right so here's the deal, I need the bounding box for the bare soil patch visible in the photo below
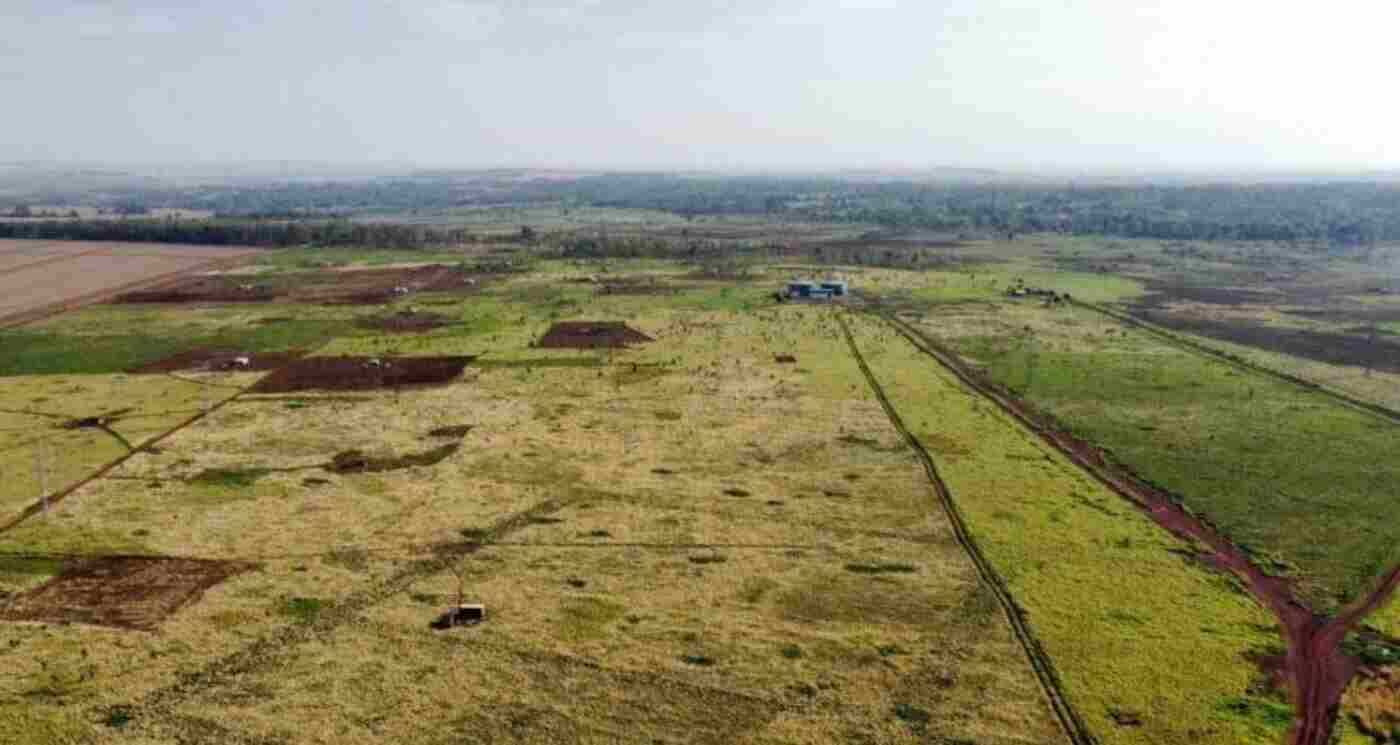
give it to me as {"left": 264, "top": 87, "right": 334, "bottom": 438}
{"left": 128, "top": 347, "right": 306, "bottom": 373}
{"left": 114, "top": 278, "right": 279, "bottom": 304}
{"left": 1129, "top": 283, "right": 1279, "bottom": 310}
{"left": 251, "top": 356, "right": 474, "bottom": 393}
{"left": 328, "top": 443, "right": 460, "bottom": 474}
{"left": 316, "top": 264, "right": 487, "bottom": 305}
{"left": 536, "top": 321, "right": 652, "bottom": 349}
{"left": 1129, "top": 312, "right": 1400, "bottom": 374}
{"left": 0, "top": 556, "right": 251, "bottom": 631}
{"left": 0, "top": 241, "right": 254, "bottom": 326}
{"left": 356, "top": 310, "right": 452, "bottom": 333}
{"left": 112, "top": 264, "right": 490, "bottom": 307}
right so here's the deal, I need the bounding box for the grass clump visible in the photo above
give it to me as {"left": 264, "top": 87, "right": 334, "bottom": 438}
{"left": 323, "top": 547, "right": 370, "bottom": 573}
{"left": 557, "top": 597, "right": 626, "bottom": 640}
{"left": 189, "top": 467, "right": 271, "bottom": 489}
{"left": 279, "top": 597, "right": 327, "bottom": 624}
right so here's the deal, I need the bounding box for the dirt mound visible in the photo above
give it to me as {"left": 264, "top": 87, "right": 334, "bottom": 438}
{"left": 129, "top": 347, "right": 306, "bottom": 374}
{"left": 252, "top": 356, "right": 474, "bottom": 393}
{"left": 536, "top": 321, "right": 652, "bottom": 349}
{"left": 328, "top": 442, "right": 460, "bottom": 473}
{"left": 356, "top": 310, "right": 452, "bottom": 333}
{"left": 0, "top": 556, "right": 251, "bottom": 631}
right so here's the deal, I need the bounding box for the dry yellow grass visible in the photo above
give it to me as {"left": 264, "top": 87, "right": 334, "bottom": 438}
{"left": 1, "top": 299, "right": 1062, "bottom": 744}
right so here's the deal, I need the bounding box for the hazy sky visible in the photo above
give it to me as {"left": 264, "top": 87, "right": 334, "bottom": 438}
{"left": 4, "top": 1, "right": 1397, "bottom": 170}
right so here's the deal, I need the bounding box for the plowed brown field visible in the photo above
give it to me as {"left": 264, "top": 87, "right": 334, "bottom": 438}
{"left": 0, "top": 239, "right": 256, "bottom": 326}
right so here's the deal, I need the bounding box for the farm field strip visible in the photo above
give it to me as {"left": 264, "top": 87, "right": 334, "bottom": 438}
{"left": 836, "top": 313, "right": 1092, "bottom": 745}
{"left": 840, "top": 309, "right": 1297, "bottom": 745}
{"left": 876, "top": 309, "right": 1400, "bottom": 745}
{"left": 898, "top": 292, "right": 1400, "bottom": 613}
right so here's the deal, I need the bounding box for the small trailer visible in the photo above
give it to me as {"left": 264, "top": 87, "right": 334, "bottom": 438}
{"left": 431, "top": 603, "right": 486, "bottom": 630}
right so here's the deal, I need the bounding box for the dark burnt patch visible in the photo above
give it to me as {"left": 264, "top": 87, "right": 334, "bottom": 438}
{"left": 252, "top": 356, "right": 473, "bottom": 393}
{"left": 114, "top": 277, "right": 280, "bottom": 304}
{"left": 1125, "top": 312, "right": 1400, "bottom": 374}
{"left": 0, "top": 556, "right": 252, "bottom": 631}
{"left": 128, "top": 348, "right": 306, "bottom": 374}
{"left": 536, "top": 321, "right": 653, "bottom": 349}
{"left": 327, "top": 442, "right": 460, "bottom": 473}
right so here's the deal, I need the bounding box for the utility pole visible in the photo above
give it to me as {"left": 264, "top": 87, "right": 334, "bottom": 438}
{"left": 35, "top": 435, "right": 49, "bottom": 513}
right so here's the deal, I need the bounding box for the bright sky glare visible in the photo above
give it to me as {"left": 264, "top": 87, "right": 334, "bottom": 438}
{"left": 4, "top": 1, "right": 1396, "bottom": 169}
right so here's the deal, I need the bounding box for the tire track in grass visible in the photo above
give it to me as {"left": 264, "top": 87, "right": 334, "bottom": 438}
{"left": 109, "top": 493, "right": 587, "bottom": 736}
{"left": 835, "top": 313, "right": 1095, "bottom": 745}
{"left": 876, "top": 309, "right": 1400, "bottom": 745}
{"left": 0, "top": 382, "right": 258, "bottom": 535}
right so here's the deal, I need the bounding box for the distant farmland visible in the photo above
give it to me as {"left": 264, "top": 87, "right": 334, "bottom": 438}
{"left": 0, "top": 240, "right": 256, "bottom": 327}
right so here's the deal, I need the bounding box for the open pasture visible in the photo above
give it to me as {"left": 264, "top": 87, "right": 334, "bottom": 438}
{"left": 0, "top": 251, "right": 1394, "bottom": 745}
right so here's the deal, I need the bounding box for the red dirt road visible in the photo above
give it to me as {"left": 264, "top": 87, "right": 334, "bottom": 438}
{"left": 0, "top": 239, "right": 257, "bottom": 328}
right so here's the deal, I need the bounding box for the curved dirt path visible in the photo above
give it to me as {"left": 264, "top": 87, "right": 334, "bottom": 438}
{"left": 876, "top": 309, "right": 1400, "bottom": 745}
{"left": 836, "top": 314, "right": 1096, "bottom": 745}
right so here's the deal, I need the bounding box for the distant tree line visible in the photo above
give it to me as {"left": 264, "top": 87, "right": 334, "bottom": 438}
{"left": 0, "top": 219, "right": 482, "bottom": 249}
{"left": 11, "top": 174, "right": 1400, "bottom": 249}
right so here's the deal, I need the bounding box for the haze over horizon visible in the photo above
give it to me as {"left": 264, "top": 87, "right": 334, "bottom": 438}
{"left": 5, "top": 1, "right": 1397, "bottom": 171}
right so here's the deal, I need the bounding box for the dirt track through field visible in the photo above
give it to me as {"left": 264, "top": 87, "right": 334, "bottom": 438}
{"left": 0, "top": 381, "right": 259, "bottom": 536}
{"left": 876, "top": 309, "right": 1400, "bottom": 745}
{"left": 1075, "top": 300, "right": 1400, "bottom": 426}
{"left": 835, "top": 314, "right": 1094, "bottom": 745}
{"left": 109, "top": 493, "right": 597, "bottom": 734}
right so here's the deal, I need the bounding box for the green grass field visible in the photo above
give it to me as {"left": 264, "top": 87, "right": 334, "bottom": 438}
{"left": 918, "top": 300, "right": 1400, "bottom": 612}
{"left": 844, "top": 311, "right": 1291, "bottom": 745}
